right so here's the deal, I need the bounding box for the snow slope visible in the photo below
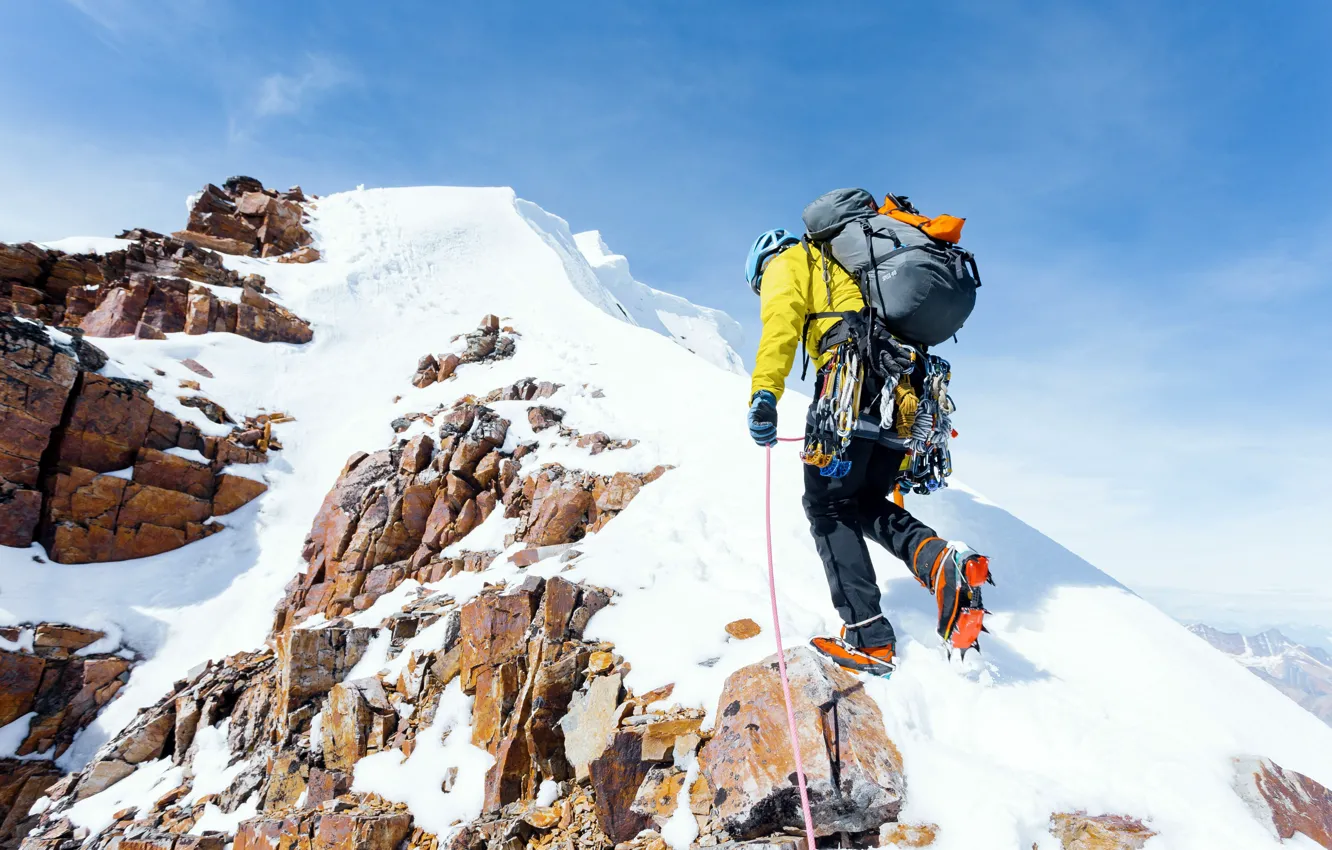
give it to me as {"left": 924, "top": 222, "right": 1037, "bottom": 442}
{"left": 4, "top": 184, "right": 1331, "bottom": 848}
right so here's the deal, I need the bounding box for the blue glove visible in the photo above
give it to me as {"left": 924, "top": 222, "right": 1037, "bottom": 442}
{"left": 748, "top": 390, "right": 778, "bottom": 446}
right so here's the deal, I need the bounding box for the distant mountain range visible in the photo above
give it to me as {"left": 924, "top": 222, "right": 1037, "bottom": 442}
{"left": 1191, "top": 624, "right": 1332, "bottom": 727}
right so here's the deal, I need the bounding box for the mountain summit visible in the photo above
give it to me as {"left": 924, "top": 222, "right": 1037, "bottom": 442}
{"left": 2, "top": 179, "right": 1332, "bottom": 850}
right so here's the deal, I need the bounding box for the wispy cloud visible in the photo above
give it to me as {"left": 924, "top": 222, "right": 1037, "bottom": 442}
{"left": 251, "top": 53, "right": 356, "bottom": 119}
{"left": 224, "top": 53, "right": 357, "bottom": 145}
{"left": 63, "top": 0, "right": 209, "bottom": 40}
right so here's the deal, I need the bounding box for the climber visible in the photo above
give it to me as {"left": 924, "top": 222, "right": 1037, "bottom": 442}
{"left": 745, "top": 202, "right": 991, "bottom": 676}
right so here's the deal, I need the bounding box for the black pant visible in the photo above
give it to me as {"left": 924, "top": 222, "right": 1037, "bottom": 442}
{"left": 802, "top": 401, "right": 945, "bottom": 649}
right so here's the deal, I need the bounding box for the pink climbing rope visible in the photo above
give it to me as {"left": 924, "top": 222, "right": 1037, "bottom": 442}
{"left": 764, "top": 439, "right": 818, "bottom": 850}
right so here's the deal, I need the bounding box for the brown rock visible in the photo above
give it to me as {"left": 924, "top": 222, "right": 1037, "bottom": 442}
{"left": 323, "top": 677, "right": 396, "bottom": 771}
{"left": 595, "top": 471, "right": 644, "bottom": 513}
{"left": 109, "top": 522, "right": 187, "bottom": 562}
{"left": 0, "top": 482, "right": 42, "bottom": 548}
{"left": 0, "top": 651, "right": 45, "bottom": 726}
{"left": 0, "top": 244, "right": 47, "bottom": 286}
{"left": 236, "top": 286, "right": 313, "bottom": 344}
{"left": 276, "top": 627, "right": 375, "bottom": 717}
{"left": 561, "top": 672, "right": 622, "bottom": 782}
{"left": 400, "top": 434, "right": 434, "bottom": 475}
{"left": 57, "top": 374, "right": 154, "bottom": 473}
{"left": 184, "top": 290, "right": 212, "bottom": 335}
{"left": 212, "top": 474, "right": 268, "bottom": 516}
{"left": 312, "top": 809, "right": 413, "bottom": 850}
{"left": 632, "top": 766, "right": 686, "bottom": 823}
{"left": 80, "top": 283, "right": 150, "bottom": 338}
{"left": 33, "top": 624, "right": 104, "bottom": 656}
{"left": 1234, "top": 757, "right": 1332, "bottom": 846}
{"left": 471, "top": 662, "right": 521, "bottom": 754}
{"left": 172, "top": 230, "right": 254, "bottom": 256}
{"left": 1048, "top": 813, "right": 1155, "bottom": 849}
{"left": 699, "top": 647, "right": 905, "bottom": 838}
{"left": 724, "top": 618, "right": 762, "bottom": 641}
{"left": 459, "top": 586, "right": 541, "bottom": 691}
{"left": 0, "top": 315, "right": 82, "bottom": 486}
{"left": 528, "top": 406, "right": 564, "bottom": 432}
{"left": 306, "top": 768, "right": 352, "bottom": 807}
{"left": 133, "top": 447, "right": 216, "bottom": 500}
{"left": 436, "top": 353, "right": 460, "bottom": 382}
{"left": 0, "top": 758, "right": 63, "bottom": 845}
{"left": 133, "top": 320, "right": 166, "bottom": 340}
{"left": 180, "top": 358, "right": 215, "bottom": 378}
{"left": 590, "top": 730, "right": 669, "bottom": 843}
{"left": 880, "top": 822, "right": 938, "bottom": 847}
{"left": 117, "top": 483, "right": 212, "bottom": 530}
{"left": 75, "top": 758, "right": 135, "bottom": 798}
{"left": 277, "top": 246, "right": 321, "bottom": 264}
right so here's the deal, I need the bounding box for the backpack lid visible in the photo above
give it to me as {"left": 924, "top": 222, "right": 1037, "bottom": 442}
{"left": 802, "top": 188, "right": 877, "bottom": 241}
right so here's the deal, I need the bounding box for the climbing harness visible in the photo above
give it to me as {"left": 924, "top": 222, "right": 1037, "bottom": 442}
{"left": 801, "top": 336, "right": 958, "bottom": 494}
{"left": 763, "top": 439, "right": 819, "bottom": 850}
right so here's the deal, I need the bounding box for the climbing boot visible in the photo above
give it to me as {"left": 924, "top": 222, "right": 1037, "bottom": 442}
{"left": 928, "top": 542, "right": 991, "bottom": 655}
{"left": 810, "top": 624, "right": 896, "bottom": 677}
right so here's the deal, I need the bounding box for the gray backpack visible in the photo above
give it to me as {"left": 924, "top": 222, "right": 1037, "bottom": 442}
{"left": 802, "top": 188, "right": 980, "bottom": 349}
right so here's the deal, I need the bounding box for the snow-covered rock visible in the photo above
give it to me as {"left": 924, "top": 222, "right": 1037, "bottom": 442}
{"left": 1190, "top": 624, "right": 1332, "bottom": 727}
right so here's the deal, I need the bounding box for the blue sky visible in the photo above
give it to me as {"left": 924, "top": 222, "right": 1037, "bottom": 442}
{"left": 3, "top": 0, "right": 1330, "bottom": 628}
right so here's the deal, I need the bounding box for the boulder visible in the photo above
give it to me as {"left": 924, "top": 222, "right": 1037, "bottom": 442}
{"left": 212, "top": 474, "right": 267, "bottom": 516}
{"left": 1047, "top": 814, "right": 1155, "bottom": 849}
{"left": 699, "top": 648, "right": 906, "bottom": 838}
{"left": 528, "top": 406, "right": 564, "bottom": 432}
{"left": 235, "top": 286, "right": 314, "bottom": 344}
{"left": 399, "top": 434, "right": 433, "bottom": 475}
{"left": 1233, "top": 756, "right": 1332, "bottom": 846}
{"left": 725, "top": 618, "right": 762, "bottom": 641}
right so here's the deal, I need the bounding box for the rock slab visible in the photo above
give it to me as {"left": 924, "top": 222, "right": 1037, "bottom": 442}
{"left": 699, "top": 647, "right": 906, "bottom": 839}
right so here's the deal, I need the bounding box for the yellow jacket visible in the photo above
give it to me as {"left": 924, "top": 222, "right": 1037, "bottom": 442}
{"left": 750, "top": 243, "right": 864, "bottom": 401}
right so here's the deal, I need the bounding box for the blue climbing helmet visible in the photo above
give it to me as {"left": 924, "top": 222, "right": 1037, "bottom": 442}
{"left": 745, "top": 228, "right": 801, "bottom": 295}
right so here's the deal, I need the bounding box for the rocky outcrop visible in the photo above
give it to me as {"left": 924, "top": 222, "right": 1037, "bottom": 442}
{"left": 81, "top": 279, "right": 312, "bottom": 345}
{"left": 1, "top": 229, "right": 314, "bottom": 340}
{"left": 409, "top": 316, "right": 517, "bottom": 389}
{"left": 1233, "top": 757, "right": 1332, "bottom": 847}
{"left": 0, "top": 315, "right": 270, "bottom": 560}
{"left": 278, "top": 381, "right": 661, "bottom": 628}
{"left": 3, "top": 235, "right": 244, "bottom": 328}
{"left": 0, "top": 761, "right": 64, "bottom": 850}
{"left": 0, "top": 623, "right": 134, "bottom": 762}
{"left": 699, "top": 648, "right": 906, "bottom": 840}
{"left": 174, "top": 177, "right": 313, "bottom": 259}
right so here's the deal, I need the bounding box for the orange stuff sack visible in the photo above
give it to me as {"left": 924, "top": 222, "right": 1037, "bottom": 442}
{"left": 879, "top": 195, "right": 966, "bottom": 244}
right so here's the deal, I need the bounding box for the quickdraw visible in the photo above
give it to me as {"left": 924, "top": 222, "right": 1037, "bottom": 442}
{"left": 802, "top": 342, "right": 863, "bottom": 478}
{"left": 895, "top": 353, "right": 957, "bottom": 496}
